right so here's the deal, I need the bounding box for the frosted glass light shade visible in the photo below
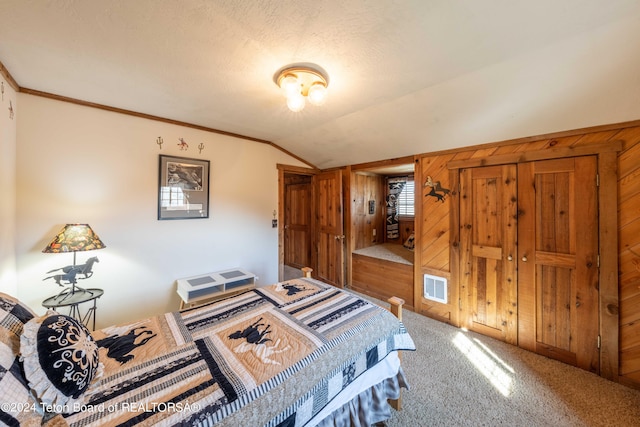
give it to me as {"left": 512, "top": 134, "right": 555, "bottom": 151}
{"left": 280, "top": 75, "right": 299, "bottom": 98}
{"left": 307, "top": 83, "right": 327, "bottom": 106}
{"left": 286, "top": 92, "right": 306, "bottom": 112}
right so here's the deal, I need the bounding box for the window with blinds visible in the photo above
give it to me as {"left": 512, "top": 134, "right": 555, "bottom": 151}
{"left": 397, "top": 180, "right": 415, "bottom": 216}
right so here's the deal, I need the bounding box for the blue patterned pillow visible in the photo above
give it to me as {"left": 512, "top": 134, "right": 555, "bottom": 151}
{"left": 20, "top": 312, "right": 102, "bottom": 412}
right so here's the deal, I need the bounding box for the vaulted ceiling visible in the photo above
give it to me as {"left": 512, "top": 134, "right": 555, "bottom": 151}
{"left": 1, "top": 0, "right": 639, "bottom": 169}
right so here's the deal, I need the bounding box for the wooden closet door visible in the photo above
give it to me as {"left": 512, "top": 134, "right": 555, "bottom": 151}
{"left": 460, "top": 165, "right": 518, "bottom": 343}
{"left": 313, "top": 170, "right": 345, "bottom": 288}
{"left": 284, "top": 182, "right": 311, "bottom": 269}
{"left": 517, "top": 156, "right": 599, "bottom": 373}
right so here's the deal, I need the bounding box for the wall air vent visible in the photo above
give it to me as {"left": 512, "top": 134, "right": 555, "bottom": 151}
{"left": 423, "top": 274, "right": 447, "bottom": 304}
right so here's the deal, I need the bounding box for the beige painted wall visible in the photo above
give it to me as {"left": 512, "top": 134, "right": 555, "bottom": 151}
{"left": 14, "top": 94, "right": 307, "bottom": 328}
{"left": 0, "top": 78, "right": 17, "bottom": 296}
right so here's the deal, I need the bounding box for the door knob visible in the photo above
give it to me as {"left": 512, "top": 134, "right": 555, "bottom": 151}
{"left": 507, "top": 255, "right": 513, "bottom": 261}
{"left": 521, "top": 255, "right": 528, "bottom": 262}
{"left": 334, "top": 235, "right": 345, "bottom": 240}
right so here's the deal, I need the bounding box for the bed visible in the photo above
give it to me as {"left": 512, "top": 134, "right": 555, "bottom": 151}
{"left": 351, "top": 243, "right": 414, "bottom": 311}
{"left": 1, "top": 270, "right": 415, "bottom": 426}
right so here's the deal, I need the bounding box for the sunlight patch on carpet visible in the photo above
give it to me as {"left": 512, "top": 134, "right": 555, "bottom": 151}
{"left": 453, "top": 332, "right": 514, "bottom": 397}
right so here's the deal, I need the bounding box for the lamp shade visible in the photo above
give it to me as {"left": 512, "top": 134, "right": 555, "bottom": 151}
{"left": 42, "top": 224, "right": 106, "bottom": 254}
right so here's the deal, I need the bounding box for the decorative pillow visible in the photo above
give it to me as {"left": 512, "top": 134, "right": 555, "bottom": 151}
{"left": 0, "top": 342, "right": 43, "bottom": 426}
{"left": 20, "top": 312, "right": 103, "bottom": 413}
{"left": 0, "top": 291, "right": 36, "bottom": 355}
{"left": 0, "top": 292, "right": 42, "bottom": 425}
{"left": 403, "top": 233, "right": 415, "bottom": 251}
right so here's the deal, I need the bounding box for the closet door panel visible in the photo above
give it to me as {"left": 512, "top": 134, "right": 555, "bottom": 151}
{"left": 518, "top": 156, "right": 599, "bottom": 373}
{"left": 313, "top": 170, "right": 345, "bottom": 288}
{"left": 460, "top": 165, "right": 518, "bottom": 343}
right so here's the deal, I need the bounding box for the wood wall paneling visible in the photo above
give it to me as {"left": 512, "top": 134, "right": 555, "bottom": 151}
{"left": 616, "top": 126, "right": 640, "bottom": 386}
{"left": 415, "top": 153, "right": 456, "bottom": 323}
{"left": 416, "top": 126, "right": 636, "bottom": 385}
{"left": 352, "top": 253, "right": 414, "bottom": 311}
{"left": 387, "top": 218, "right": 414, "bottom": 245}
{"left": 351, "top": 172, "right": 385, "bottom": 250}
{"left": 344, "top": 121, "right": 640, "bottom": 387}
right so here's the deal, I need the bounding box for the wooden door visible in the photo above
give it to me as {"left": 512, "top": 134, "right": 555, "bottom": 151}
{"left": 313, "top": 170, "right": 345, "bottom": 288}
{"left": 284, "top": 180, "right": 311, "bottom": 269}
{"left": 518, "top": 157, "right": 599, "bottom": 373}
{"left": 460, "top": 165, "right": 518, "bottom": 343}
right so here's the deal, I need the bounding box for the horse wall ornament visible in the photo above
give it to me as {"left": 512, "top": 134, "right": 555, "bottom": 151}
{"left": 424, "top": 176, "right": 450, "bottom": 203}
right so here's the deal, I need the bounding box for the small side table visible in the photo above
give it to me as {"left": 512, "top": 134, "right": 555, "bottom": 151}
{"left": 42, "top": 288, "right": 104, "bottom": 330}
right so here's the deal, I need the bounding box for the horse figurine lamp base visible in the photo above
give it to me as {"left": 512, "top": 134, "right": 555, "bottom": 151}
{"left": 43, "top": 255, "right": 100, "bottom": 302}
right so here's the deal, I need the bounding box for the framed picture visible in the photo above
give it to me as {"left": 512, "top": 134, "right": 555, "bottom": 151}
{"left": 158, "top": 155, "right": 210, "bottom": 220}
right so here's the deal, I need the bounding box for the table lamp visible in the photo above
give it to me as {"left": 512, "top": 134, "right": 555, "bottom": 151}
{"left": 42, "top": 224, "right": 106, "bottom": 297}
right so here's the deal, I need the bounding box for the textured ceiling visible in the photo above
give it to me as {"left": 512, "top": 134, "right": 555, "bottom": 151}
{"left": 1, "top": 0, "right": 640, "bottom": 169}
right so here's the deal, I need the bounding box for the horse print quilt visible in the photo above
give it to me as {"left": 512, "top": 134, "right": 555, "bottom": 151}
{"left": 48, "top": 277, "right": 415, "bottom": 426}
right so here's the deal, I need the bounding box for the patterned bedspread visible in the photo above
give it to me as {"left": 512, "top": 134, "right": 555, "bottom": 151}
{"left": 53, "top": 277, "right": 415, "bottom": 426}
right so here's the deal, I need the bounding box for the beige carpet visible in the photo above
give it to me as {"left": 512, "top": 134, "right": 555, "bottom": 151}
{"left": 381, "top": 304, "right": 640, "bottom": 427}
{"left": 352, "top": 243, "right": 414, "bottom": 265}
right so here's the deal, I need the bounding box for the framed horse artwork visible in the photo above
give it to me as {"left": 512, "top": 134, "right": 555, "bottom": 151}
{"left": 158, "top": 154, "right": 210, "bottom": 220}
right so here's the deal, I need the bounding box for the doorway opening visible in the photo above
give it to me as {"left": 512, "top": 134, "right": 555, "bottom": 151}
{"left": 278, "top": 165, "right": 316, "bottom": 282}
{"left": 349, "top": 162, "right": 416, "bottom": 309}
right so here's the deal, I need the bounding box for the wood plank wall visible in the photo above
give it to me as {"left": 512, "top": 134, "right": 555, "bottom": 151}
{"left": 351, "top": 172, "right": 385, "bottom": 250}
{"left": 350, "top": 172, "right": 415, "bottom": 248}
{"left": 386, "top": 218, "right": 415, "bottom": 245}
{"left": 410, "top": 121, "right": 640, "bottom": 387}
{"left": 618, "top": 126, "right": 640, "bottom": 387}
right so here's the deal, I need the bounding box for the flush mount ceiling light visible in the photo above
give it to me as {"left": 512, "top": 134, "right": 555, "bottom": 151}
{"left": 274, "top": 64, "right": 329, "bottom": 112}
